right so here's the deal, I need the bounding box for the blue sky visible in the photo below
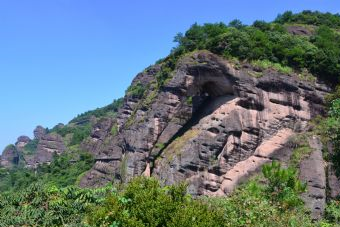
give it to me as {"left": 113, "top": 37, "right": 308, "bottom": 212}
{"left": 0, "top": 0, "right": 339, "bottom": 152}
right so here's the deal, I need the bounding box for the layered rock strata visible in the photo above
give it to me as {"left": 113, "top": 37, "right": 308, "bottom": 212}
{"left": 80, "top": 51, "right": 330, "bottom": 196}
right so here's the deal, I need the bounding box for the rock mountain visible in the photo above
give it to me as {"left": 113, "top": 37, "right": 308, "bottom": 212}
{"left": 0, "top": 50, "right": 336, "bottom": 219}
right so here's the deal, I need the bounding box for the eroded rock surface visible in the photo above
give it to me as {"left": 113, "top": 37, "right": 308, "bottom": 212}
{"left": 34, "top": 125, "right": 47, "bottom": 140}
{"left": 299, "top": 136, "right": 326, "bottom": 221}
{"left": 25, "top": 134, "right": 66, "bottom": 168}
{"left": 80, "top": 51, "right": 329, "bottom": 195}
{"left": 326, "top": 143, "right": 340, "bottom": 199}
{"left": 15, "top": 136, "right": 31, "bottom": 150}
{"left": 0, "top": 145, "right": 20, "bottom": 168}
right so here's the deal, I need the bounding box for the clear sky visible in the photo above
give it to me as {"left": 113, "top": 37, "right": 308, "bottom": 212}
{"left": 0, "top": 0, "right": 339, "bottom": 152}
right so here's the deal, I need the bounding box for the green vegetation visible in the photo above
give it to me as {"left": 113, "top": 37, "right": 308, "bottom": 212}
{"left": 0, "top": 150, "right": 94, "bottom": 192}
{"left": 22, "top": 139, "right": 39, "bottom": 154}
{"left": 70, "top": 98, "right": 123, "bottom": 124}
{"left": 49, "top": 124, "right": 92, "bottom": 146}
{"left": 251, "top": 59, "right": 293, "bottom": 74}
{"left": 0, "top": 168, "right": 314, "bottom": 227}
{"left": 155, "top": 143, "right": 165, "bottom": 150}
{"left": 172, "top": 11, "right": 340, "bottom": 83}
{"left": 325, "top": 99, "right": 340, "bottom": 174}
{"left": 208, "top": 179, "right": 313, "bottom": 227}
{"left": 262, "top": 161, "right": 306, "bottom": 208}
{"left": 289, "top": 134, "right": 312, "bottom": 168}
{"left": 126, "top": 82, "right": 146, "bottom": 98}
{"left": 0, "top": 183, "right": 113, "bottom": 227}
{"left": 186, "top": 96, "right": 193, "bottom": 105}
{"left": 2, "top": 11, "right": 340, "bottom": 227}
{"left": 111, "top": 123, "right": 118, "bottom": 136}
{"left": 275, "top": 10, "right": 340, "bottom": 29}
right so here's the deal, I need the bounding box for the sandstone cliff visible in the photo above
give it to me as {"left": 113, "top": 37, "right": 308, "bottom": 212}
{"left": 78, "top": 51, "right": 330, "bottom": 199}
{"left": 0, "top": 50, "right": 336, "bottom": 220}
{"left": 0, "top": 126, "right": 66, "bottom": 168}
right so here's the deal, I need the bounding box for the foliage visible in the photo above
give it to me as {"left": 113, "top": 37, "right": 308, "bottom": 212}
{"left": 0, "top": 172, "right": 319, "bottom": 227}
{"left": 69, "top": 124, "right": 92, "bottom": 145}
{"left": 262, "top": 161, "right": 306, "bottom": 208}
{"left": 4, "top": 11, "right": 340, "bottom": 227}
{"left": 325, "top": 86, "right": 340, "bottom": 106}
{"left": 251, "top": 59, "right": 293, "bottom": 74}
{"left": 22, "top": 139, "right": 39, "bottom": 154}
{"left": 49, "top": 124, "right": 92, "bottom": 146}
{"left": 324, "top": 201, "right": 340, "bottom": 225}
{"left": 275, "top": 10, "right": 340, "bottom": 29}
{"left": 326, "top": 99, "right": 340, "bottom": 175}
{"left": 0, "top": 183, "right": 114, "bottom": 227}
{"left": 155, "top": 143, "right": 165, "bottom": 150}
{"left": 70, "top": 98, "right": 123, "bottom": 124}
{"left": 208, "top": 180, "right": 314, "bottom": 227}
{"left": 111, "top": 124, "right": 118, "bottom": 136}
{"left": 173, "top": 12, "right": 340, "bottom": 84}
{"left": 186, "top": 96, "right": 193, "bottom": 105}
{"left": 126, "top": 82, "right": 146, "bottom": 98}
{"left": 0, "top": 150, "right": 94, "bottom": 192}
{"left": 86, "top": 177, "right": 224, "bottom": 227}
{"left": 289, "top": 134, "right": 312, "bottom": 168}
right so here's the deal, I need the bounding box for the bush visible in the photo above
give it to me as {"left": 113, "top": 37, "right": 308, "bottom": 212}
{"left": 173, "top": 12, "right": 340, "bottom": 84}
{"left": 126, "top": 82, "right": 146, "bottom": 98}
{"left": 208, "top": 179, "right": 314, "bottom": 227}
{"left": 275, "top": 10, "right": 340, "bottom": 29}
{"left": 262, "top": 161, "right": 306, "bottom": 208}
{"left": 22, "top": 139, "right": 39, "bottom": 154}
{"left": 0, "top": 150, "right": 94, "bottom": 192}
{"left": 70, "top": 98, "right": 123, "bottom": 124}
{"left": 86, "top": 177, "right": 224, "bottom": 227}
{"left": 0, "top": 183, "right": 113, "bottom": 227}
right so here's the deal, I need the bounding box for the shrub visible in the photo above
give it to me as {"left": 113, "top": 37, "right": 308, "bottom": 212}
{"left": 262, "top": 161, "right": 306, "bottom": 208}
{"left": 126, "top": 82, "right": 146, "bottom": 98}
{"left": 207, "top": 179, "right": 314, "bottom": 227}
{"left": 0, "top": 183, "right": 114, "bottom": 227}
{"left": 22, "top": 139, "right": 39, "bottom": 154}
{"left": 70, "top": 98, "right": 123, "bottom": 124}
{"left": 86, "top": 177, "right": 225, "bottom": 227}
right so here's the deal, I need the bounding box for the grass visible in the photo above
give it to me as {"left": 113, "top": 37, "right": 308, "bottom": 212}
{"left": 251, "top": 59, "right": 293, "bottom": 74}
{"left": 297, "top": 68, "right": 317, "bottom": 82}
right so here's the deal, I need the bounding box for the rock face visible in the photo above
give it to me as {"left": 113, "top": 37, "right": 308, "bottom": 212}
{"left": 25, "top": 134, "right": 66, "bottom": 168}
{"left": 80, "top": 51, "right": 330, "bottom": 195}
{"left": 0, "top": 145, "right": 20, "bottom": 168}
{"left": 34, "top": 126, "right": 47, "bottom": 140}
{"left": 286, "top": 25, "right": 313, "bottom": 36}
{"left": 0, "top": 127, "right": 66, "bottom": 169}
{"left": 15, "top": 136, "right": 31, "bottom": 150}
{"left": 299, "top": 136, "right": 326, "bottom": 221}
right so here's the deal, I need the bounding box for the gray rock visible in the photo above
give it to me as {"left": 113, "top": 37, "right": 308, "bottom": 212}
{"left": 80, "top": 51, "right": 329, "bottom": 195}
{"left": 34, "top": 126, "right": 47, "bottom": 140}
{"left": 0, "top": 145, "right": 20, "bottom": 168}
{"left": 286, "top": 25, "right": 313, "bottom": 36}
{"left": 25, "top": 134, "right": 66, "bottom": 168}
{"left": 15, "top": 136, "right": 31, "bottom": 150}
{"left": 299, "top": 136, "right": 326, "bottom": 221}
